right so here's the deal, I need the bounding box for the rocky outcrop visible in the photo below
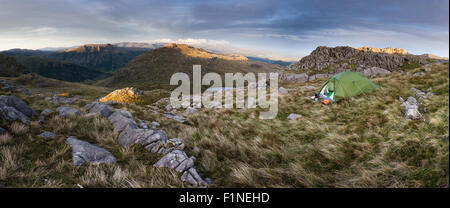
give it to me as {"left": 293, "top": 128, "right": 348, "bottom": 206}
{"left": 288, "top": 46, "right": 425, "bottom": 73}
{"left": 99, "top": 87, "right": 143, "bottom": 104}
{"left": 105, "top": 106, "right": 207, "bottom": 187}
{"left": 66, "top": 136, "right": 116, "bottom": 166}
{"left": 56, "top": 107, "right": 81, "bottom": 118}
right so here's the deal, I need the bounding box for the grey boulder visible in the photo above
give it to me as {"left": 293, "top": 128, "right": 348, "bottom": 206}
{"left": 108, "top": 110, "right": 137, "bottom": 134}
{"left": 0, "top": 95, "right": 37, "bottom": 117}
{"left": 56, "top": 107, "right": 81, "bottom": 118}
{"left": 0, "top": 106, "right": 30, "bottom": 124}
{"left": 84, "top": 102, "right": 113, "bottom": 118}
{"left": 65, "top": 136, "right": 116, "bottom": 166}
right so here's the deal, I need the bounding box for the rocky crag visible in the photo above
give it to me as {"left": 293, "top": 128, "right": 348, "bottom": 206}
{"left": 287, "top": 46, "right": 427, "bottom": 74}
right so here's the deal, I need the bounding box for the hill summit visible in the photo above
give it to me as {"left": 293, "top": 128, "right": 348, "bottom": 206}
{"left": 64, "top": 44, "right": 115, "bottom": 53}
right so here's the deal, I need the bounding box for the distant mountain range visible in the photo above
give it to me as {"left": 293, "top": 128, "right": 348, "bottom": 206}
{"left": 100, "top": 43, "right": 282, "bottom": 90}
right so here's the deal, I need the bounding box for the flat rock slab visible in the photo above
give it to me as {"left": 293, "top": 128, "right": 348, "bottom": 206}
{"left": 56, "top": 107, "right": 81, "bottom": 118}
{"left": 65, "top": 136, "right": 116, "bottom": 166}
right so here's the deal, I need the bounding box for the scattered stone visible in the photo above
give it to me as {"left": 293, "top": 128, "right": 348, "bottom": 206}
{"left": 363, "top": 66, "right": 391, "bottom": 77}
{"left": 39, "top": 131, "right": 56, "bottom": 139}
{"left": 279, "top": 87, "right": 288, "bottom": 94}
{"left": 164, "top": 113, "right": 186, "bottom": 123}
{"left": 99, "top": 87, "right": 143, "bottom": 104}
{"left": 56, "top": 107, "right": 81, "bottom": 118}
{"left": 45, "top": 95, "right": 78, "bottom": 104}
{"left": 84, "top": 102, "right": 113, "bottom": 118}
{"left": 184, "top": 107, "right": 199, "bottom": 115}
{"left": 301, "top": 85, "right": 316, "bottom": 91}
{"left": 280, "top": 73, "right": 309, "bottom": 82}
{"left": 424, "top": 67, "right": 432, "bottom": 72}
{"left": 412, "top": 72, "right": 426, "bottom": 77}
{"left": 65, "top": 136, "right": 116, "bottom": 166}
{"left": 287, "top": 113, "right": 302, "bottom": 120}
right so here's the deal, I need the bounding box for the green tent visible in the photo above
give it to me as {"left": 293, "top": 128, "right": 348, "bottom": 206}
{"left": 318, "top": 71, "right": 378, "bottom": 102}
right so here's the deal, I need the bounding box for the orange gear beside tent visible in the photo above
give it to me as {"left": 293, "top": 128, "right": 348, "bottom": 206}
{"left": 322, "top": 99, "right": 331, "bottom": 105}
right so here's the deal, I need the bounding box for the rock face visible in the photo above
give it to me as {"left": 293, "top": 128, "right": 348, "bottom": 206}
{"left": 0, "top": 95, "right": 36, "bottom": 124}
{"left": 363, "top": 67, "right": 391, "bottom": 78}
{"left": 65, "top": 136, "right": 116, "bottom": 166}
{"left": 288, "top": 46, "right": 424, "bottom": 73}
{"left": 84, "top": 102, "right": 113, "bottom": 118}
{"left": 56, "top": 107, "right": 81, "bottom": 118}
{"left": 99, "top": 87, "right": 143, "bottom": 104}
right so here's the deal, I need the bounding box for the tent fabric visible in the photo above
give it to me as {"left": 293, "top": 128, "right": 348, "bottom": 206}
{"left": 318, "top": 71, "right": 378, "bottom": 102}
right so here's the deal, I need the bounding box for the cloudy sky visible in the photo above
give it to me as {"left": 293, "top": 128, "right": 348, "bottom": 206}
{"left": 0, "top": 0, "right": 448, "bottom": 59}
